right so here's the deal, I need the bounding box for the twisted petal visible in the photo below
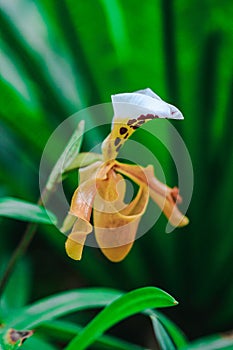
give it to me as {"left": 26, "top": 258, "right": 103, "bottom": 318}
{"left": 94, "top": 170, "right": 149, "bottom": 262}
{"left": 114, "top": 162, "right": 189, "bottom": 228}
{"left": 69, "top": 178, "right": 98, "bottom": 220}
{"left": 65, "top": 179, "right": 97, "bottom": 260}
{"left": 146, "top": 167, "right": 189, "bottom": 227}
{"left": 102, "top": 88, "right": 184, "bottom": 160}
{"left": 64, "top": 160, "right": 113, "bottom": 260}
{"left": 65, "top": 218, "right": 93, "bottom": 260}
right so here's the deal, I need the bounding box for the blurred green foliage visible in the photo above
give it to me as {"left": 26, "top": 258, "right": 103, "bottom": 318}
{"left": 0, "top": 0, "right": 232, "bottom": 346}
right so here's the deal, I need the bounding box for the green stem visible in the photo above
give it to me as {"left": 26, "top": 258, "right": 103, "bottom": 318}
{"left": 0, "top": 188, "right": 49, "bottom": 297}
{"left": 0, "top": 223, "right": 38, "bottom": 296}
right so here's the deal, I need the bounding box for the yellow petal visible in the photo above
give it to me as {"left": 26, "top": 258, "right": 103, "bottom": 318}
{"left": 64, "top": 178, "right": 98, "bottom": 260}
{"left": 94, "top": 170, "right": 149, "bottom": 262}
{"left": 114, "top": 162, "right": 189, "bottom": 228}
{"left": 149, "top": 188, "right": 189, "bottom": 227}
{"left": 62, "top": 161, "right": 113, "bottom": 228}
{"left": 102, "top": 89, "right": 184, "bottom": 160}
{"left": 64, "top": 160, "right": 114, "bottom": 260}
{"left": 146, "top": 166, "right": 189, "bottom": 227}
{"left": 65, "top": 219, "right": 92, "bottom": 260}
{"left": 69, "top": 178, "right": 99, "bottom": 219}
{"left": 114, "top": 161, "right": 149, "bottom": 186}
{"left": 69, "top": 160, "right": 116, "bottom": 219}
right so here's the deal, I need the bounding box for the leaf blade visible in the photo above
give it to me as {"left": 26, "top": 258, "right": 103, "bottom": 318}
{"left": 154, "top": 310, "right": 188, "bottom": 348}
{"left": 46, "top": 120, "right": 85, "bottom": 190}
{"left": 39, "top": 320, "right": 145, "bottom": 350}
{"left": 65, "top": 287, "right": 177, "bottom": 350}
{"left": 5, "top": 288, "right": 122, "bottom": 330}
{"left": 149, "top": 312, "right": 176, "bottom": 350}
{"left": 0, "top": 197, "right": 57, "bottom": 224}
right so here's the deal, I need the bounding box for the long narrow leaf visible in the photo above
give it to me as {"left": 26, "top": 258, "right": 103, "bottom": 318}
{"left": 40, "top": 320, "right": 144, "bottom": 350}
{"left": 182, "top": 333, "right": 233, "bottom": 350}
{"left": 46, "top": 120, "right": 85, "bottom": 190}
{"left": 4, "top": 288, "right": 122, "bottom": 330}
{"left": 154, "top": 310, "right": 188, "bottom": 348}
{"left": 150, "top": 313, "right": 176, "bottom": 350}
{"left": 21, "top": 335, "right": 58, "bottom": 350}
{"left": 65, "top": 287, "right": 177, "bottom": 350}
{"left": 0, "top": 197, "right": 57, "bottom": 224}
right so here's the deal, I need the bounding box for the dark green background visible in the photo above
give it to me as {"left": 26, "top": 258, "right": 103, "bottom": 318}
{"left": 0, "top": 0, "right": 232, "bottom": 344}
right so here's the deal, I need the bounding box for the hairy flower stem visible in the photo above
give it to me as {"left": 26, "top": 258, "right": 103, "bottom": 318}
{"left": 0, "top": 188, "right": 50, "bottom": 296}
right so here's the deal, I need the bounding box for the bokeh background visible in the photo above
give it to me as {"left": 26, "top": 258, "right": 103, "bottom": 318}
{"left": 0, "top": 0, "right": 232, "bottom": 346}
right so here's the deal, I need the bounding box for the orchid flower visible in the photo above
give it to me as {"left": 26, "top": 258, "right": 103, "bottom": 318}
{"left": 62, "top": 88, "right": 189, "bottom": 262}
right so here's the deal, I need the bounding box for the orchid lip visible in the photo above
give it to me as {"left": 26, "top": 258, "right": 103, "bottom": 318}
{"left": 64, "top": 159, "right": 188, "bottom": 261}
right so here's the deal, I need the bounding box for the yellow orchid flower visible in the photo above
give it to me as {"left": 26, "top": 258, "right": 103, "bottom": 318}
{"left": 63, "top": 88, "right": 189, "bottom": 262}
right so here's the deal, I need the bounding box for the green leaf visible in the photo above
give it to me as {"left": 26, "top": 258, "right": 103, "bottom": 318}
{"left": 0, "top": 197, "right": 57, "bottom": 224}
{"left": 65, "top": 152, "right": 103, "bottom": 172}
{"left": 21, "top": 335, "right": 58, "bottom": 350}
{"left": 0, "top": 259, "right": 31, "bottom": 318}
{"left": 182, "top": 334, "right": 233, "bottom": 350}
{"left": 155, "top": 310, "right": 188, "bottom": 348}
{"left": 4, "top": 288, "right": 122, "bottom": 330}
{"left": 3, "top": 341, "right": 21, "bottom": 350}
{"left": 2, "top": 287, "right": 177, "bottom": 349}
{"left": 149, "top": 312, "right": 176, "bottom": 350}
{"left": 46, "top": 120, "right": 85, "bottom": 190}
{"left": 65, "top": 287, "right": 177, "bottom": 350}
{"left": 40, "top": 320, "right": 145, "bottom": 350}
